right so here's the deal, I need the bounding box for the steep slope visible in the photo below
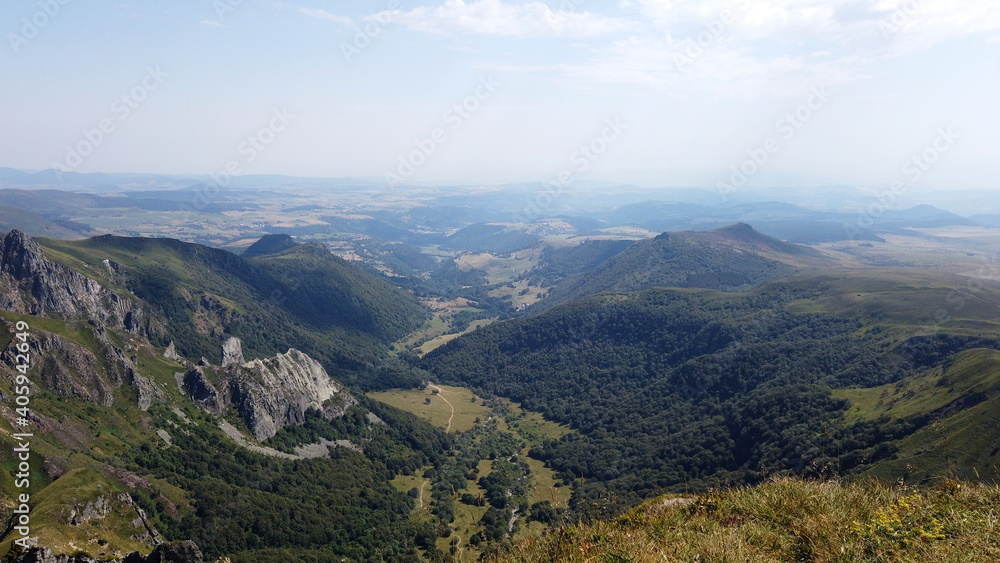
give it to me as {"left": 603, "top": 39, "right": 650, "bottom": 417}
{"left": 35, "top": 233, "right": 428, "bottom": 389}
{"left": 541, "top": 224, "right": 812, "bottom": 306}
{"left": 0, "top": 231, "right": 452, "bottom": 561}
{"left": 836, "top": 348, "right": 1000, "bottom": 482}
{"left": 423, "top": 286, "right": 914, "bottom": 507}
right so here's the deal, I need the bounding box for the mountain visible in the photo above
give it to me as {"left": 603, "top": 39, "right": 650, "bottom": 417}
{"left": 34, "top": 233, "right": 428, "bottom": 389}
{"left": 538, "top": 224, "right": 817, "bottom": 306}
{"left": 240, "top": 233, "right": 299, "bottom": 257}
{"left": 443, "top": 223, "right": 540, "bottom": 254}
{"left": 0, "top": 230, "right": 452, "bottom": 561}
{"left": 423, "top": 269, "right": 1000, "bottom": 509}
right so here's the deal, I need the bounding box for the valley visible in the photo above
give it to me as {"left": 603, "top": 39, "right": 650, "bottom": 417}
{"left": 0, "top": 179, "right": 998, "bottom": 561}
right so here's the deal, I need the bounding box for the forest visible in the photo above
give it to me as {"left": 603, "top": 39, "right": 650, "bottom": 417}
{"left": 421, "top": 286, "right": 992, "bottom": 511}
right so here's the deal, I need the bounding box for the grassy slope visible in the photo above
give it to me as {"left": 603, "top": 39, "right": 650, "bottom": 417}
{"left": 493, "top": 478, "right": 1000, "bottom": 563}
{"left": 836, "top": 348, "right": 1000, "bottom": 482}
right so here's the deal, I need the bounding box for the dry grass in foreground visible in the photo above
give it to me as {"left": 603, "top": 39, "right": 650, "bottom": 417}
{"left": 490, "top": 477, "right": 1000, "bottom": 562}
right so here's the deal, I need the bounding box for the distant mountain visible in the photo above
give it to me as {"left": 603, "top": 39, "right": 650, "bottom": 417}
{"left": 601, "top": 200, "right": 965, "bottom": 243}
{"left": 443, "top": 223, "right": 540, "bottom": 254}
{"left": 539, "top": 224, "right": 813, "bottom": 305}
{"left": 0, "top": 204, "right": 94, "bottom": 239}
{"left": 241, "top": 233, "right": 299, "bottom": 257}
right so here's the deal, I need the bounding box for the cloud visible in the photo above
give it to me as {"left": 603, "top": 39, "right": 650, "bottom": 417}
{"left": 625, "top": 0, "right": 1000, "bottom": 53}
{"left": 485, "top": 0, "right": 1000, "bottom": 97}
{"left": 385, "top": 0, "right": 633, "bottom": 37}
{"left": 199, "top": 19, "right": 225, "bottom": 27}
{"left": 296, "top": 8, "right": 354, "bottom": 26}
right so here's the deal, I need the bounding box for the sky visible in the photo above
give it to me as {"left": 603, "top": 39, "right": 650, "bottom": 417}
{"left": 1, "top": 0, "right": 999, "bottom": 190}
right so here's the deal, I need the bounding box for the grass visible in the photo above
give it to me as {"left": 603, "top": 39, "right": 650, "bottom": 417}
{"left": 443, "top": 459, "right": 493, "bottom": 561}
{"left": 418, "top": 319, "right": 494, "bottom": 356}
{"left": 492, "top": 477, "right": 1000, "bottom": 563}
{"left": 368, "top": 384, "right": 490, "bottom": 433}
{"left": 0, "top": 468, "right": 153, "bottom": 559}
{"left": 833, "top": 348, "right": 1000, "bottom": 483}
{"left": 836, "top": 348, "right": 1000, "bottom": 422}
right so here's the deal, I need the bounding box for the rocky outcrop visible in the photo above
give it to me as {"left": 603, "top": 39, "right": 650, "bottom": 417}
{"left": 220, "top": 337, "right": 243, "bottom": 367}
{"left": 227, "top": 349, "right": 357, "bottom": 440}
{"left": 162, "top": 341, "right": 181, "bottom": 362}
{"left": 68, "top": 495, "right": 111, "bottom": 526}
{"left": 182, "top": 345, "right": 356, "bottom": 441}
{"left": 12, "top": 541, "right": 202, "bottom": 563}
{"left": 1, "top": 330, "right": 115, "bottom": 406}
{"left": 182, "top": 368, "right": 222, "bottom": 414}
{"left": 0, "top": 230, "right": 142, "bottom": 333}
{"left": 0, "top": 322, "right": 164, "bottom": 410}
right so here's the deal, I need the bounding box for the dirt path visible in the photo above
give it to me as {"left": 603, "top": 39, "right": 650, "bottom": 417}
{"left": 428, "top": 383, "right": 455, "bottom": 432}
{"left": 418, "top": 478, "right": 429, "bottom": 509}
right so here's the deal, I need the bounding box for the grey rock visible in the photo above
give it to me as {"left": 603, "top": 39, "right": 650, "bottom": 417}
{"left": 163, "top": 341, "right": 181, "bottom": 361}
{"left": 0, "top": 230, "right": 141, "bottom": 332}
{"left": 182, "top": 368, "right": 222, "bottom": 414}
{"left": 220, "top": 337, "right": 243, "bottom": 367}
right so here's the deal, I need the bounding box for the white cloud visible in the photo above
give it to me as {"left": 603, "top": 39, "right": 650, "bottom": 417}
{"left": 385, "top": 0, "right": 634, "bottom": 37}
{"left": 296, "top": 8, "right": 354, "bottom": 26}
{"left": 627, "top": 0, "right": 1000, "bottom": 53}
{"left": 485, "top": 0, "right": 1000, "bottom": 97}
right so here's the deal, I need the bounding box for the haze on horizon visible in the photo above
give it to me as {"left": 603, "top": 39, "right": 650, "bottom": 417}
{"left": 1, "top": 0, "right": 998, "bottom": 191}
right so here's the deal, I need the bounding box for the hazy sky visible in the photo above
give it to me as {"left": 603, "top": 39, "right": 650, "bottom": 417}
{"left": 2, "top": 0, "right": 998, "bottom": 190}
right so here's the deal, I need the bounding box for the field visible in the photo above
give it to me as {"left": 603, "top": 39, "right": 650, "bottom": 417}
{"left": 395, "top": 297, "right": 494, "bottom": 356}
{"left": 369, "top": 384, "right": 489, "bottom": 433}
{"left": 371, "top": 382, "right": 576, "bottom": 558}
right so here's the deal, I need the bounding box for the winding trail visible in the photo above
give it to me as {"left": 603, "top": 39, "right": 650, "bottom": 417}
{"left": 428, "top": 383, "right": 455, "bottom": 432}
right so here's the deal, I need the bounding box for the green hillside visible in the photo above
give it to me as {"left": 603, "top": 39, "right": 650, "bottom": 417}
{"left": 37, "top": 234, "right": 428, "bottom": 389}
{"left": 836, "top": 348, "right": 1000, "bottom": 482}
{"left": 541, "top": 225, "right": 802, "bottom": 305}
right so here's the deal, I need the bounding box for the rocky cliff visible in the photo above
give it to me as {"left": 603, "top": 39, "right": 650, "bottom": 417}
{"left": 182, "top": 339, "right": 356, "bottom": 441}
{"left": 0, "top": 230, "right": 143, "bottom": 332}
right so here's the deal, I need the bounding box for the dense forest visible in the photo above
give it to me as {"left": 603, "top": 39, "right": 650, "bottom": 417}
{"left": 421, "top": 286, "right": 978, "bottom": 510}
{"left": 129, "top": 402, "right": 453, "bottom": 562}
